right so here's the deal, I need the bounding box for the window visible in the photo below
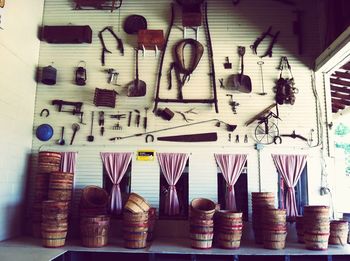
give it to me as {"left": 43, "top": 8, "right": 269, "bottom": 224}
{"left": 159, "top": 161, "right": 189, "bottom": 219}
{"left": 103, "top": 163, "right": 132, "bottom": 217}
{"left": 217, "top": 163, "right": 248, "bottom": 221}
{"left": 277, "top": 163, "right": 308, "bottom": 216}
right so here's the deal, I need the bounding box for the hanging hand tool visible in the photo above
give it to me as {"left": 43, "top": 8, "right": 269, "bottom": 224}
{"left": 226, "top": 94, "right": 239, "bottom": 114}
{"left": 128, "top": 111, "right": 132, "bottom": 127}
{"left": 145, "top": 134, "right": 154, "bottom": 143}
{"left": 228, "top": 133, "right": 232, "bottom": 142}
{"left": 107, "top": 68, "right": 121, "bottom": 86}
{"left": 70, "top": 123, "right": 80, "bottom": 145}
{"left": 157, "top": 132, "right": 218, "bottom": 142}
{"left": 134, "top": 109, "right": 140, "bottom": 127}
{"left": 244, "top": 134, "right": 248, "bottom": 143}
{"left": 219, "top": 79, "right": 225, "bottom": 88}
{"left": 52, "top": 99, "right": 84, "bottom": 124}
{"left": 87, "top": 111, "right": 95, "bottom": 142}
{"left": 57, "top": 127, "right": 65, "bottom": 146}
{"left": 235, "top": 135, "right": 240, "bottom": 143}
{"left": 110, "top": 113, "right": 126, "bottom": 120}
{"left": 112, "top": 122, "right": 123, "bottom": 130}
{"left": 228, "top": 46, "right": 252, "bottom": 93}
{"left": 99, "top": 111, "right": 105, "bottom": 136}
{"left": 110, "top": 119, "right": 236, "bottom": 141}
{"left": 279, "top": 130, "right": 307, "bottom": 141}
{"left": 143, "top": 107, "right": 149, "bottom": 131}
{"left": 98, "top": 26, "right": 124, "bottom": 66}
{"left": 223, "top": 57, "right": 232, "bottom": 69}
{"left": 257, "top": 60, "right": 267, "bottom": 95}
{"left": 251, "top": 27, "right": 280, "bottom": 58}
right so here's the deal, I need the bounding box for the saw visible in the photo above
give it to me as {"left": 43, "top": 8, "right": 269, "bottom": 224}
{"left": 157, "top": 132, "right": 217, "bottom": 142}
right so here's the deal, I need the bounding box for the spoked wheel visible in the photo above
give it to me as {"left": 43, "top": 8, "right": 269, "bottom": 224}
{"left": 254, "top": 121, "right": 279, "bottom": 144}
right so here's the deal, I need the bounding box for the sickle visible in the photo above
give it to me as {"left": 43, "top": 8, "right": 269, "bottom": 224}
{"left": 174, "top": 39, "right": 204, "bottom": 76}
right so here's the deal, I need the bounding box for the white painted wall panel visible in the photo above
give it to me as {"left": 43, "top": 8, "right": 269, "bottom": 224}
{"left": 0, "top": 0, "right": 44, "bottom": 240}
{"left": 30, "top": 0, "right": 329, "bottom": 232}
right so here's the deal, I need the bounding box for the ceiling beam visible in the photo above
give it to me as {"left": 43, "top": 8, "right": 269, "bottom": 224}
{"left": 331, "top": 91, "right": 350, "bottom": 100}
{"left": 330, "top": 78, "right": 350, "bottom": 87}
{"left": 332, "top": 98, "right": 350, "bottom": 106}
{"left": 331, "top": 85, "right": 350, "bottom": 94}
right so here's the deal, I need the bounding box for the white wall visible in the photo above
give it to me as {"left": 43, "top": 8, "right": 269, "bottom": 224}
{"left": 0, "top": 0, "right": 44, "bottom": 240}
{"left": 30, "top": 0, "right": 328, "bottom": 234}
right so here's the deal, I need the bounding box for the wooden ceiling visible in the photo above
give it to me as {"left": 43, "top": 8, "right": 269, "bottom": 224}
{"left": 330, "top": 61, "right": 350, "bottom": 113}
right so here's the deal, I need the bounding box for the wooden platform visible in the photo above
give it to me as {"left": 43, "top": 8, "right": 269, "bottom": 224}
{"left": 1, "top": 236, "right": 350, "bottom": 261}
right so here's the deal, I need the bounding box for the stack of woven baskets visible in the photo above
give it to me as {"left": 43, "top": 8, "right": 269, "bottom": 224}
{"left": 32, "top": 151, "right": 62, "bottom": 238}
{"left": 189, "top": 198, "right": 216, "bottom": 249}
{"left": 251, "top": 192, "right": 275, "bottom": 244}
{"left": 79, "top": 186, "right": 110, "bottom": 247}
{"left": 215, "top": 210, "right": 243, "bottom": 249}
{"left": 263, "top": 208, "right": 287, "bottom": 250}
{"left": 123, "top": 193, "right": 151, "bottom": 249}
{"left": 303, "top": 205, "right": 330, "bottom": 250}
{"left": 41, "top": 200, "right": 69, "bottom": 247}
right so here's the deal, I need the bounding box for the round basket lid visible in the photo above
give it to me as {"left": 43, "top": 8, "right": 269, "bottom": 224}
{"left": 36, "top": 124, "right": 54, "bottom": 141}
{"left": 123, "top": 15, "right": 147, "bottom": 34}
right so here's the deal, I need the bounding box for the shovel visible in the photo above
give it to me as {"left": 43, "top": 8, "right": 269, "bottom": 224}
{"left": 229, "top": 46, "right": 252, "bottom": 93}
{"left": 127, "top": 49, "right": 146, "bottom": 97}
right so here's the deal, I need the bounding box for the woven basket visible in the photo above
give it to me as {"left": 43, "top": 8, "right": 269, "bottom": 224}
{"left": 124, "top": 193, "right": 151, "bottom": 213}
{"left": 190, "top": 198, "right": 216, "bottom": 220}
{"left": 80, "top": 186, "right": 109, "bottom": 209}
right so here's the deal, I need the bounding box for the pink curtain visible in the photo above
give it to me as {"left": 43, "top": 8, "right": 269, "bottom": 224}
{"left": 214, "top": 154, "right": 247, "bottom": 211}
{"left": 59, "top": 152, "right": 78, "bottom": 173}
{"left": 100, "top": 152, "right": 132, "bottom": 215}
{"left": 272, "top": 154, "right": 307, "bottom": 217}
{"left": 157, "top": 153, "right": 189, "bottom": 215}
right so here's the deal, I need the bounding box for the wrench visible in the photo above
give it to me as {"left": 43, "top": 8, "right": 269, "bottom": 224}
{"left": 70, "top": 123, "right": 80, "bottom": 145}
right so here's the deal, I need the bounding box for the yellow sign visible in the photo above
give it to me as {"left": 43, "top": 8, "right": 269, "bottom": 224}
{"left": 137, "top": 150, "right": 155, "bottom": 161}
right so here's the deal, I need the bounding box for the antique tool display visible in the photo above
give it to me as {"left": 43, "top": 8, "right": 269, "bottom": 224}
{"left": 251, "top": 26, "right": 280, "bottom": 58}
{"left": 98, "top": 26, "right": 124, "bottom": 66}
{"left": 157, "top": 132, "right": 218, "bottom": 142}
{"left": 57, "top": 127, "right": 65, "bottom": 145}
{"left": 93, "top": 88, "right": 117, "bottom": 108}
{"left": 227, "top": 46, "right": 252, "bottom": 93}
{"left": 274, "top": 56, "right": 298, "bottom": 105}
{"left": 87, "top": 111, "right": 95, "bottom": 142}
{"left": 253, "top": 105, "right": 281, "bottom": 145}
{"left": 127, "top": 49, "right": 146, "bottom": 97}
{"left": 154, "top": 2, "right": 219, "bottom": 113}
{"left": 123, "top": 15, "right": 147, "bottom": 34}
{"left": 70, "top": 123, "right": 80, "bottom": 145}
{"left": 257, "top": 60, "right": 267, "bottom": 95}
{"left": 109, "top": 119, "right": 236, "bottom": 141}
{"left": 52, "top": 100, "right": 85, "bottom": 124}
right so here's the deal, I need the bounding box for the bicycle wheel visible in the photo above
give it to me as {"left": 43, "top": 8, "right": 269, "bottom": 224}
{"left": 254, "top": 121, "right": 279, "bottom": 144}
